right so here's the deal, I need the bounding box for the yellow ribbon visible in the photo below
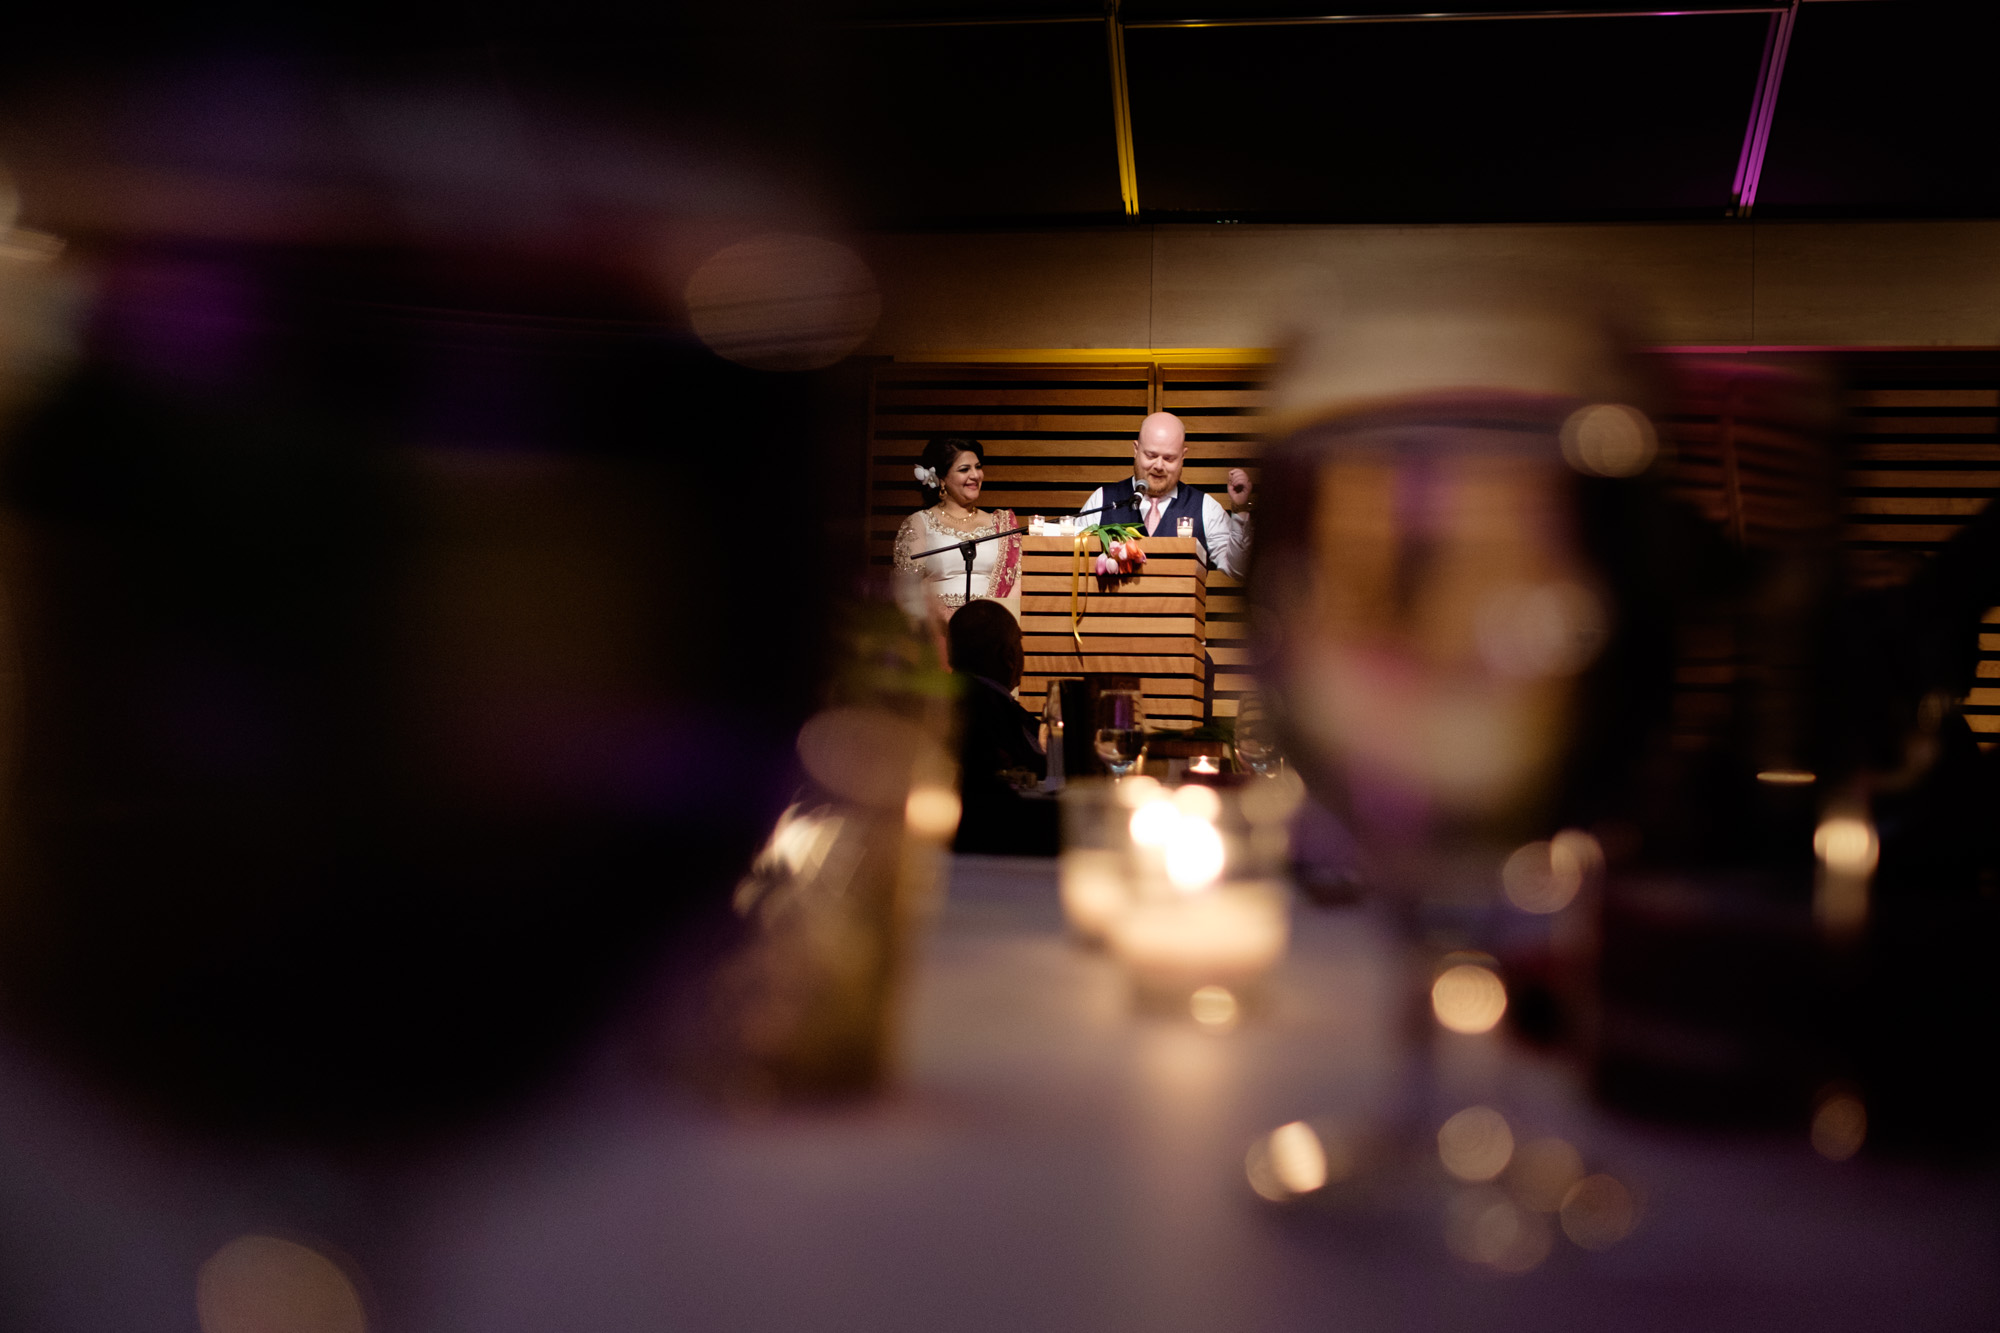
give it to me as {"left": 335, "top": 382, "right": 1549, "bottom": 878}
{"left": 1069, "top": 529, "right": 1089, "bottom": 655}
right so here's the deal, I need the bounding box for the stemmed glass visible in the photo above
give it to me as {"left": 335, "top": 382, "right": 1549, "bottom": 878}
{"left": 1232, "top": 690, "right": 1282, "bottom": 777}
{"left": 1093, "top": 688, "right": 1146, "bottom": 777}
{"left": 1040, "top": 677, "right": 1081, "bottom": 789}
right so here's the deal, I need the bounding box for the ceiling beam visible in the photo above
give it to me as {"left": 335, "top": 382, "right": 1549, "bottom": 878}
{"left": 1123, "top": 6, "right": 1785, "bottom": 29}
{"left": 1106, "top": 0, "right": 1141, "bottom": 218}
{"left": 1730, "top": 0, "right": 1800, "bottom": 216}
{"left": 835, "top": 5, "right": 1784, "bottom": 30}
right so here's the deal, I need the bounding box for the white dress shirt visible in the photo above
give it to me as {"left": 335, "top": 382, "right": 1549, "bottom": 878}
{"left": 1077, "top": 482, "right": 1252, "bottom": 581}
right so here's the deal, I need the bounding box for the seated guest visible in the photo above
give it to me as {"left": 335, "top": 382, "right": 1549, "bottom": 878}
{"left": 893, "top": 436, "right": 1022, "bottom": 659}
{"left": 947, "top": 599, "right": 1057, "bottom": 856}
{"left": 1078, "top": 411, "right": 1255, "bottom": 580}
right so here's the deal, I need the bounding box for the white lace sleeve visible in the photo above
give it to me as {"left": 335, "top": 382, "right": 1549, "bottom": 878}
{"left": 892, "top": 511, "right": 930, "bottom": 622}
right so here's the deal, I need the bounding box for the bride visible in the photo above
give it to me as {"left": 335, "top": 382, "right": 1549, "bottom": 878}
{"left": 893, "top": 436, "right": 1023, "bottom": 649}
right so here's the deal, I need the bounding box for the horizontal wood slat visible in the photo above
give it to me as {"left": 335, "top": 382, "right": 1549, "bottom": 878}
{"left": 1022, "top": 615, "right": 1203, "bottom": 637}
{"left": 1024, "top": 635, "right": 1202, "bottom": 656}
{"left": 1021, "top": 573, "right": 1204, "bottom": 598}
{"left": 1023, "top": 595, "right": 1204, "bottom": 617}
{"left": 1023, "top": 674, "right": 1206, "bottom": 696}
{"left": 1022, "top": 554, "right": 1206, "bottom": 576}
{"left": 1025, "top": 655, "right": 1207, "bottom": 677}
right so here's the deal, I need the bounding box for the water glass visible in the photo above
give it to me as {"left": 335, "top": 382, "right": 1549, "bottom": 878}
{"left": 1093, "top": 689, "right": 1145, "bottom": 777}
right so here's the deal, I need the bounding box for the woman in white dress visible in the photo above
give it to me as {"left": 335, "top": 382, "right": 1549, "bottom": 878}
{"left": 893, "top": 436, "right": 1023, "bottom": 654}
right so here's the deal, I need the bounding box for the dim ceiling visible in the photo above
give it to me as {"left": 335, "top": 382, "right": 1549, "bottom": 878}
{"left": 3, "top": 0, "right": 1986, "bottom": 230}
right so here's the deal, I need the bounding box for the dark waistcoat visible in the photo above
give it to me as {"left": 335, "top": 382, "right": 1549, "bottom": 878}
{"left": 1101, "top": 477, "right": 1208, "bottom": 560}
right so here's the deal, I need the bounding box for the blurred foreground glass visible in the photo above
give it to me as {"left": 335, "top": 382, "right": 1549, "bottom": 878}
{"left": 705, "top": 605, "right": 957, "bottom": 1099}
{"left": 0, "top": 84, "right": 855, "bottom": 1134}
{"left": 1251, "top": 280, "right": 1660, "bottom": 898}
{"left": 1040, "top": 676, "right": 1080, "bottom": 791}
{"left": 1094, "top": 688, "right": 1145, "bottom": 777}
{"left": 1056, "top": 776, "right": 1294, "bottom": 1013}
{"left": 1232, "top": 690, "right": 1283, "bottom": 777}
{"left": 1058, "top": 778, "right": 1132, "bottom": 942}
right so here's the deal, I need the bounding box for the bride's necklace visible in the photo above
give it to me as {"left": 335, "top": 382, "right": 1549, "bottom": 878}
{"left": 936, "top": 503, "right": 985, "bottom": 530}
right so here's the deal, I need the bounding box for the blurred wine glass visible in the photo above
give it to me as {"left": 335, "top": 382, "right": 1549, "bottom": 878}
{"left": 1250, "top": 279, "right": 1651, "bottom": 893}
{"left": 1233, "top": 691, "right": 1282, "bottom": 777}
{"left": 1093, "top": 688, "right": 1146, "bottom": 777}
{"left": 1040, "top": 678, "right": 1074, "bottom": 788}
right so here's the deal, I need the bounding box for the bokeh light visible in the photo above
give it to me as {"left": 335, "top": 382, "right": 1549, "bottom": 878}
{"left": 1114, "top": 775, "right": 1164, "bottom": 808}
{"left": 1438, "top": 1105, "right": 1516, "bottom": 1183}
{"left": 197, "top": 1235, "right": 366, "bottom": 1333}
{"left": 1500, "top": 828, "right": 1601, "bottom": 914}
{"left": 1246, "top": 1121, "right": 1335, "bottom": 1201}
{"left": 903, "top": 785, "right": 961, "bottom": 838}
{"left": 1559, "top": 1174, "right": 1637, "bottom": 1249}
{"left": 1508, "top": 1136, "right": 1585, "bottom": 1212}
{"left": 1445, "top": 1188, "right": 1553, "bottom": 1273}
{"left": 1172, "top": 784, "right": 1222, "bottom": 821}
{"left": 1559, "top": 402, "right": 1658, "bottom": 478}
{"left": 1755, "top": 769, "right": 1816, "bottom": 786}
{"left": 1130, "top": 797, "right": 1179, "bottom": 848}
{"left": 1432, "top": 963, "right": 1508, "bottom": 1034}
{"left": 683, "top": 233, "right": 880, "bottom": 372}
{"left": 1473, "top": 580, "right": 1607, "bottom": 680}
{"left": 1240, "top": 767, "right": 1307, "bottom": 826}
{"left": 1189, "top": 984, "right": 1239, "bottom": 1030}
{"left": 1163, "top": 816, "right": 1226, "bottom": 892}
{"left": 1811, "top": 1090, "right": 1867, "bottom": 1162}
{"left": 1814, "top": 814, "right": 1880, "bottom": 876}
{"left": 796, "top": 707, "right": 933, "bottom": 809}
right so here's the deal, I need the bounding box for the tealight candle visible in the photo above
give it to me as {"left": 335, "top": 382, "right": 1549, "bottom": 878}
{"left": 1059, "top": 848, "right": 1128, "bottom": 943}
{"left": 1108, "top": 783, "right": 1290, "bottom": 1001}
{"left": 1189, "top": 754, "right": 1220, "bottom": 776}
{"left": 1109, "top": 880, "right": 1289, "bottom": 994}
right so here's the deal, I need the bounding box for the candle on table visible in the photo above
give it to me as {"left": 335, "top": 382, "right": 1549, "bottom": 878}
{"left": 1110, "top": 784, "right": 1290, "bottom": 998}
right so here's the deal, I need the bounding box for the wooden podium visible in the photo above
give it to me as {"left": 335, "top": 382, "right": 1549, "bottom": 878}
{"left": 1015, "top": 535, "right": 1208, "bottom": 732}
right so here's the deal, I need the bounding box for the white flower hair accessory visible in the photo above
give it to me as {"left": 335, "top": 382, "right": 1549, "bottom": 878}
{"left": 914, "top": 465, "right": 939, "bottom": 488}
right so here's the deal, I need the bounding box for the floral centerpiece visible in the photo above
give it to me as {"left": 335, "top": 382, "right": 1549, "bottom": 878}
{"left": 1081, "top": 522, "right": 1147, "bottom": 579}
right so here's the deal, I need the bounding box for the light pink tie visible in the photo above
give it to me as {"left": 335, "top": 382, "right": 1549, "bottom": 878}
{"left": 1145, "top": 497, "right": 1163, "bottom": 535}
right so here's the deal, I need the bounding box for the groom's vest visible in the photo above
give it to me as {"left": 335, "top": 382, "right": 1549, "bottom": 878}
{"left": 1100, "top": 477, "right": 1209, "bottom": 562}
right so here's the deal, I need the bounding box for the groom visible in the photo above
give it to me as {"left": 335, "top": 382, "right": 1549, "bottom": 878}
{"left": 1078, "top": 411, "right": 1254, "bottom": 580}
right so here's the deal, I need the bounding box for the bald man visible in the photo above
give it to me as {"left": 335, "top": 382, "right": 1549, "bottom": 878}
{"left": 1078, "top": 411, "right": 1254, "bottom": 579}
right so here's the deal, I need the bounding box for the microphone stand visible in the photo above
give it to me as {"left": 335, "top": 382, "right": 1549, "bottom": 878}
{"left": 911, "top": 503, "right": 1117, "bottom": 605}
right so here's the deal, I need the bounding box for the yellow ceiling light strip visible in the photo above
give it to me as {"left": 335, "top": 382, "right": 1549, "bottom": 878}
{"left": 890, "top": 348, "right": 1277, "bottom": 366}
{"left": 1106, "top": 2, "right": 1141, "bottom": 219}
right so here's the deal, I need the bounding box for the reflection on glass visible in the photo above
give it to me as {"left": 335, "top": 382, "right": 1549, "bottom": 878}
{"left": 1811, "top": 1089, "right": 1867, "bottom": 1161}
{"left": 1189, "top": 984, "right": 1240, "bottom": 1031}
{"left": 1093, "top": 688, "right": 1145, "bottom": 777}
{"left": 1445, "top": 1188, "right": 1553, "bottom": 1274}
{"left": 1558, "top": 1173, "right": 1637, "bottom": 1249}
{"left": 197, "top": 1235, "right": 367, "bottom": 1333}
{"left": 1431, "top": 963, "right": 1508, "bottom": 1035}
{"left": 1233, "top": 691, "right": 1282, "bottom": 776}
{"left": 1437, "top": 1105, "right": 1515, "bottom": 1183}
{"left": 1508, "top": 1136, "right": 1586, "bottom": 1212}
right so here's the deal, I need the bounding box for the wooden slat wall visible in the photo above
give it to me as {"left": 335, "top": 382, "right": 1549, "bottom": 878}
{"left": 869, "top": 353, "right": 2000, "bottom": 745}
{"left": 867, "top": 364, "right": 1155, "bottom": 567}
{"left": 1837, "top": 355, "right": 2000, "bottom": 746}
{"left": 1158, "top": 367, "right": 1264, "bottom": 722}
{"left": 1017, "top": 536, "right": 1208, "bottom": 733}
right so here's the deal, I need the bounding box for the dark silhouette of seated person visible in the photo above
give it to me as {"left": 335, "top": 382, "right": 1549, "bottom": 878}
{"left": 946, "top": 600, "right": 1057, "bottom": 855}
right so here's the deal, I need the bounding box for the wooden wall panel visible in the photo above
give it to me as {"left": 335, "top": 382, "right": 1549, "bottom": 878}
{"left": 1157, "top": 365, "right": 1264, "bottom": 722}
{"left": 1836, "top": 355, "right": 2000, "bottom": 746}
{"left": 871, "top": 351, "right": 2000, "bottom": 749}
{"left": 867, "top": 364, "right": 1154, "bottom": 567}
